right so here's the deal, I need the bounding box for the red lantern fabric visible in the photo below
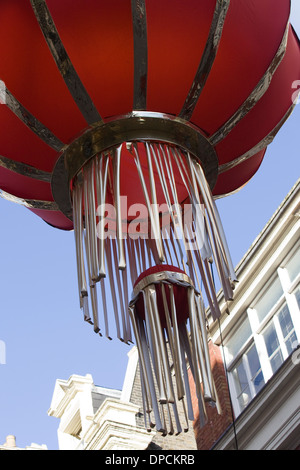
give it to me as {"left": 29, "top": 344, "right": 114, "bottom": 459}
{"left": 0, "top": 0, "right": 299, "bottom": 230}
{"left": 1, "top": 1, "right": 299, "bottom": 436}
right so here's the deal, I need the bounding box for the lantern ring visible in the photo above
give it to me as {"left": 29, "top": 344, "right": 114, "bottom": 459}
{"left": 130, "top": 270, "right": 196, "bottom": 304}
{"left": 51, "top": 112, "right": 219, "bottom": 221}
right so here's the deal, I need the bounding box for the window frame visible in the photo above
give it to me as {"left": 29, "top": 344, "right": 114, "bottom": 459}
{"left": 225, "top": 242, "right": 300, "bottom": 417}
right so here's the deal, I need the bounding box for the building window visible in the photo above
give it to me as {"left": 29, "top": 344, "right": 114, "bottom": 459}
{"left": 231, "top": 343, "right": 265, "bottom": 410}
{"left": 294, "top": 285, "right": 300, "bottom": 309}
{"left": 225, "top": 243, "right": 300, "bottom": 416}
{"left": 262, "top": 302, "right": 297, "bottom": 374}
{"left": 254, "top": 276, "right": 283, "bottom": 324}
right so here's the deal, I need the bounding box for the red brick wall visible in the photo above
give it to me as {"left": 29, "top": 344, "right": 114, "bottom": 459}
{"left": 190, "top": 341, "right": 234, "bottom": 450}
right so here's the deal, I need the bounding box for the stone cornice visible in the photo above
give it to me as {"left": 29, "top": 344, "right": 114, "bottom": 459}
{"left": 83, "top": 398, "right": 153, "bottom": 450}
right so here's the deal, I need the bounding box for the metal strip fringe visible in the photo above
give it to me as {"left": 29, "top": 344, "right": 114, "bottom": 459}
{"left": 72, "top": 141, "right": 236, "bottom": 433}
{"left": 128, "top": 281, "right": 222, "bottom": 434}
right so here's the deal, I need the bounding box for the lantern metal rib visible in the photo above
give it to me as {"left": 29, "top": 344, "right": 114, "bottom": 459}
{"left": 5, "top": 88, "right": 64, "bottom": 152}
{"left": 210, "top": 20, "right": 290, "bottom": 146}
{"left": 180, "top": 0, "right": 231, "bottom": 121}
{"left": 0, "top": 155, "right": 52, "bottom": 183}
{"left": 131, "top": 0, "right": 148, "bottom": 111}
{"left": 30, "top": 0, "right": 103, "bottom": 126}
{"left": 218, "top": 103, "right": 296, "bottom": 175}
{"left": 0, "top": 189, "right": 59, "bottom": 211}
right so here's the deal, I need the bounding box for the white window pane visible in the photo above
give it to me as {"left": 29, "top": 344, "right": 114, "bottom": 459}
{"left": 231, "top": 343, "right": 265, "bottom": 412}
{"left": 270, "top": 350, "right": 284, "bottom": 373}
{"left": 285, "top": 331, "right": 298, "bottom": 355}
{"left": 264, "top": 322, "right": 279, "bottom": 355}
{"left": 225, "top": 317, "right": 252, "bottom": 362}
{"left": 255, "top": 277, "right": 283, "bottom": 323}
{"left": 263, "top": 322, "right": 284, "bottom": 373}
{"left": 253, "top": 370, "right": 265, "bottom": 393}
{"left": 285, "top": 246, "right": 300, "bottom": 283}
{"left": 278, "top": 304, "right": 293, "bottom": 337}
{"left": 232, "top": 363, "right": 251, "bottom": 411}
{"left": 278, "top": 304, "right": 297, "bottom": 354}
{"left": 247, "top": 344, "right": 265, "bottom": 393}
{"left": 294, "top": 285, "right": 300, "bottom": 309}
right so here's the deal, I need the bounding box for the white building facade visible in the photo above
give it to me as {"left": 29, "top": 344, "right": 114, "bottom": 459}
{"left": 210, "top": 178, "right": 300, "bottom": 449}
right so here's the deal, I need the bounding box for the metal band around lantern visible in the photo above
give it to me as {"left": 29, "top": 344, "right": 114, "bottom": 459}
{"left": 131, "top": 270, "right": 196, "bottom": 303}
{"left": 51, "top": 112, "right": 219, "bottom": 221}
{"left": 0, "top": 189, "right": 59, "bottom": 211}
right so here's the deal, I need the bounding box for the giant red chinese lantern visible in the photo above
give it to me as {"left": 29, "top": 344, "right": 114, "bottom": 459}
{"left": 0, "top": 0, "right": 299, "bottom": 435}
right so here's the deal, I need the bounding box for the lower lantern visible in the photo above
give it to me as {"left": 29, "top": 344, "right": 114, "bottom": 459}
{"left": 129, "top": 265, "right": 221, "bottom": 434}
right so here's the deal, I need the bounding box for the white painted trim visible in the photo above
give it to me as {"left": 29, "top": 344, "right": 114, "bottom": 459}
{"left": 121, "top": 346, "right": 139, "bottom": 402}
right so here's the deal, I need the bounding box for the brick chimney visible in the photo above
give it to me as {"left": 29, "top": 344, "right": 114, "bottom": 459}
{"left": 3, "top": 435, "right": 17, "bottom": 448}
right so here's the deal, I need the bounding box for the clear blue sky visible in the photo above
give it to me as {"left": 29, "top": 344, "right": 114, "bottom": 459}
{"left": 0, "top": 3, "right": 299, "bottom": 450}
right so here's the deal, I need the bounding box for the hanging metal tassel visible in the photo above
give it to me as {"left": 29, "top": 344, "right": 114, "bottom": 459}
{"left": 129, "top": 266, "right": 220, "bottom": 434}
{"left": 71, "top": 141, "right": 236, "bottom": 434}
